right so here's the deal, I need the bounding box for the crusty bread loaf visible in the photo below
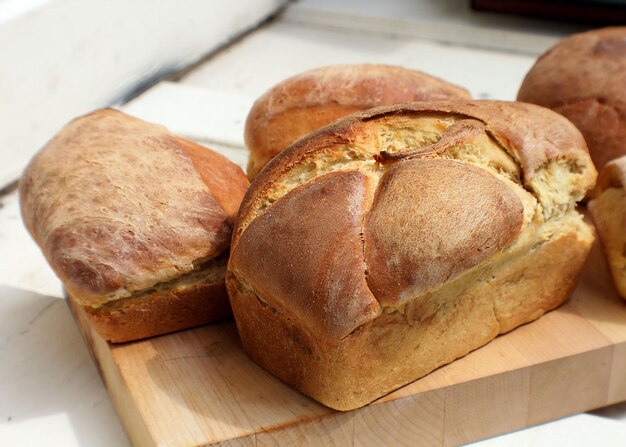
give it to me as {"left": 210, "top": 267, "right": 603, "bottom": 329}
{"left": 518, "top": 27, "right": 626, "bottom": 171}
{"left": 20, "top": 109, "right": 249, "bottom": 342}
{"left": 244, "top": 64, "right": 471, "bottom": 179}
{"left": 589, "top": 156, "right": 626, "bottom": 299}
{"left": 227, "top": 101, "right": 596, "bottom": 411}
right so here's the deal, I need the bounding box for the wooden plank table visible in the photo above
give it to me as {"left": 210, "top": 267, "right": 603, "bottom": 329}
{"left": 68, "top": 238, "right": 626, "bottom": 446}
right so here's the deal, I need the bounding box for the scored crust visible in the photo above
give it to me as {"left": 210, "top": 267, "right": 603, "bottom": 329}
{"left": 518, "top": 27, "right": 626, "bottom": 170}
{"left": 238, "top": 101, "right": 594, "bottom": 235}
{"left": 228, "top": 100, "right": 596, "bottom": 410}
{"left": 20, "top": 109, "right": 249, "bottom": 342}
{"left": 364, "top": 158, "right": 524, "bottom": 305}
{"left": 244, "top": 64, "right": 471, "bottom": 178}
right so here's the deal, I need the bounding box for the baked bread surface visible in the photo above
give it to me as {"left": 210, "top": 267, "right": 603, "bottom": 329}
{"left": 518, "top": 26, "right": 626, "bottom": 170}
{"left": 20, "top": 109, "right": 249, "bottom": 342}
{"left": 228, "top": 100, "right": 596, "bottom": 410}
{"left": 589, "top": 156, "right": 626, "bottom": 299}
{"left": 244, "top": 64, "right": 471, "bottom": 178}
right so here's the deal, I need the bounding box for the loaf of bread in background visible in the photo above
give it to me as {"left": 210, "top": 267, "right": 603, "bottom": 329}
{"left": 589, "top": 156, "right": 626, "bottom": 299}
{"left": 227, "top": 101, "right": 596, "bottom": 411}
{"left": 244, "top": 64, "right": 471, "bottom": 179}
{"left": 20, "top": 109, "right": 249, "bottom": 343}
{"left": 518, "top": 27, "right": 626, "bottom": 171}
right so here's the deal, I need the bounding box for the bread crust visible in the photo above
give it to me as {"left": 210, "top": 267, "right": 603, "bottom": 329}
{"left": 230, "top": 170, "right": 381, "bottom": 340}
{"left": 365, "top": 158, "right": 523, "bottom": 305}
{"left": 518, "top": 27, "right": 626, "bottom": 170}
{"left": 83, "top": 277, "right": 230, "bottom": 343}
{"left": 589, "top": 155, "right": 626, "bottom": 299}
{"left": 228, "top": 100, "right": 596, "bottom": 410}
{"left": 227, "top": 223, "right": 591, "bottom": 410}
{"left": 237, "top": 101, "right": 595, "bottom": 234}
{"left": 244, "top": 64, "right": 471, "bottom": 178}
{"left": 20, "top": 109, "right": 249, "bottom": 342}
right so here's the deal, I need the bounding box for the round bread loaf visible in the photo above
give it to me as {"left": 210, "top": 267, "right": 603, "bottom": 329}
{"left": 518, "top": 27, "right": 626, "bottom": 170}
{"left": 20, "top": 109, "right": 249, "bottom": 342}
{"left": 244, "top": 64, "right": 471, "bottom": 179}
{"left": 228, "top": 101, "right": 596, "bottom": 411}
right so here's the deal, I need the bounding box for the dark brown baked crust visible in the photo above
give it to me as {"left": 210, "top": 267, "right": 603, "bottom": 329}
{"left": 244, "top": 64, "right": 471, "bottom": 178}
{"left": 231, "top": 170, "right": 381, "bottom": 340}
{"left": 364, "top": 158, "right": 523, "bottom": 305}
{"left": 518, "top": 27, "right": 626, "bottom": 170}
{"left": 20, "top": 109, "right": 249, "bottom": 342}
{"left": 228, "top": 100, "right": 596, "bottom": 410}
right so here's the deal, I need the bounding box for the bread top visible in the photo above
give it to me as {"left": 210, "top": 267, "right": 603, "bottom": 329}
{"left": 244, "top": 64, "right": 471, "bottom": 178}
{"left": 20, "top": 109, "right": 249, "bottom": 307}
{"left": 518, "top": 27, "right": 626, "bottom": 169}
{"left": 229, "top": 100, "right": 595, "bottom": 340}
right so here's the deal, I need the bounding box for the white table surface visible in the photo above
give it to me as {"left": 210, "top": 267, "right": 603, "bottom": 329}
{"left": 0, "top": 0, "right": 288, "bottom": 187}
{"left": 2, "top": 0, "right": 626, "bottom": 445}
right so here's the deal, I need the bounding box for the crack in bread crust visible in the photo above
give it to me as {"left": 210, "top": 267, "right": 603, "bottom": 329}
{"left": 94, "top": 254, "right": 228, "bottom": 311}
{"left": 231, "top": 102, "right": 596, "bottom": 335}
{"left": 227, "top": 101, "right": 596, "bottom": 409}
{"left": 375, "top": 118, "right": 486, "bottom": 162}
{"left": 236, "top": 104, "right": 593, "bottom": 237}
{"left": 244, "top": 64, "right": 471, "bottom": 178}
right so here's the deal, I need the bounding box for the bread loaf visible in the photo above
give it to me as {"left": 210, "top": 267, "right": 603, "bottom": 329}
{"left": 20, "top": 109, "right": 249, "bottom": 342}
{"left": 518, "top": 27, "right": 626, "bottom": 170}
{"left": 244, "top": 64, "right": 471, "bottom": 179}
{"left": 227, "top": 101, "right": 596, "bottom": 410}
{"left": 589, "top": 156, "right": 626, "bottom": 299}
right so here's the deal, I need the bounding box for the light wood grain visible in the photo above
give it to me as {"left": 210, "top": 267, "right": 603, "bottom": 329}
{"left": 257, "top": 412, "right": 354, "bottom": 447}
{"left": 444, "top": 370, "right": 530, "bottom": 447}
{"left": 70, "top": 239, "right": 626, "bottom": 446}
{"left": 354, "top": 390, "right": 445, "bottom": 446}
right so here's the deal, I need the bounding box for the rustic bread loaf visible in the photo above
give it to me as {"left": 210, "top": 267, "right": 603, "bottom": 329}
{"left": 20, "top": 109, "right": 249, "bottom": 342}
{"left": 227, "top": 101, "right": 596, "bottom": 411}
{"left": 589, "top": 156, "right": 626, "bottom": 299}
{"left": 244, "top": 64, "right": 471, "bottom": 179}
{"left": 518, "top": 27, "right": 626, "bottom": 171}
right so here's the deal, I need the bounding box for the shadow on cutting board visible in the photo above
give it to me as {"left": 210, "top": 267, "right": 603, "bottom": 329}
{"left": 0, "top": 285, "right": 128, "bottom": 447}
{"left": 143, "top": 319, "right": 337, "bottom": 445}
{"left": 564, "top": 236, "right": 626, "bottom": 327}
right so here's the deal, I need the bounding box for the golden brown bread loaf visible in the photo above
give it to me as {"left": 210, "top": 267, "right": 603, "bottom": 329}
{"left": 227, "top": 100, "right": 596, "bottom": 411}
{"left": 20, "top": 109, "right": 249, "bottom": 342}
{"left": 518, "top": 27, "right": 626, "bottom": 170}
{"left": 589, "top": 156, "right": 626, "bottom": 299}
{"left": 244, "top": 64, "right": 471, "bottom": 179}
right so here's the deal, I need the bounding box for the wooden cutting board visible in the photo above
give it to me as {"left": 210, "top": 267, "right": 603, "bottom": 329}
{"left": 68, "top": 239, "right": 626, "bottom": 447}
